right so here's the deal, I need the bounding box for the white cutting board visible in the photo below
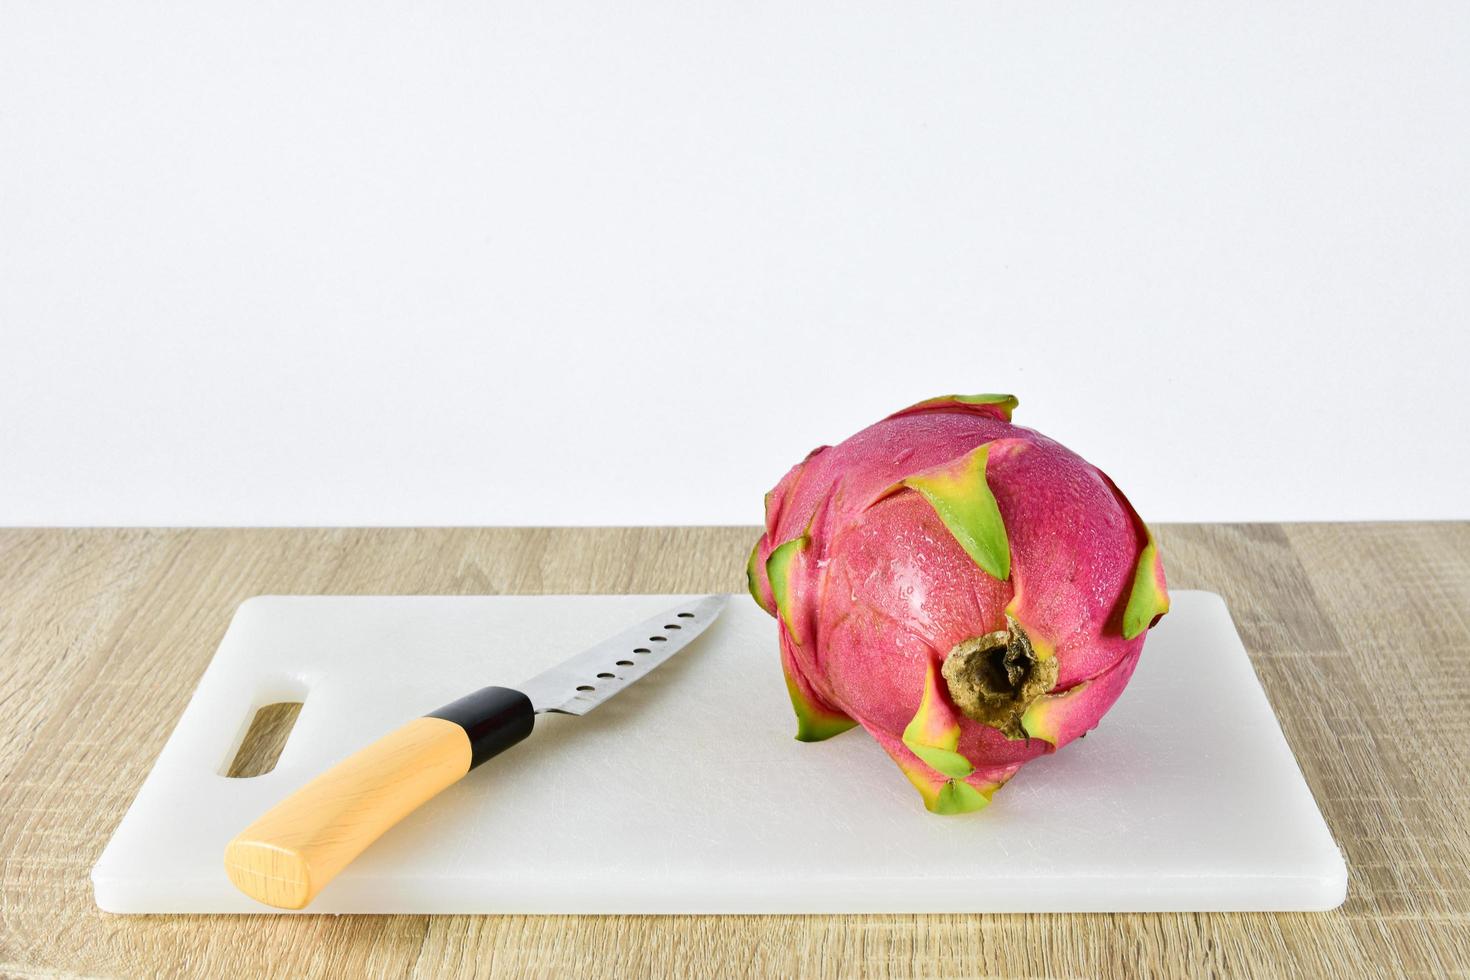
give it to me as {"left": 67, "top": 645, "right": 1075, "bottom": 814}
{"left": 93, "top": 591, "right": 1346, "bottom": 914}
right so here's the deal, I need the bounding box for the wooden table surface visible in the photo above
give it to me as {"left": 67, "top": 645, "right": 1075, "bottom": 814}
{"left": 2, "top": 525, "right": 1467, "bottom": 979}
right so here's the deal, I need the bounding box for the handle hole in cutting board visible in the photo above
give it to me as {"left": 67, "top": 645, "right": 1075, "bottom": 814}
{"left": 223, "top": 701, "right": 303, "bottom": 778}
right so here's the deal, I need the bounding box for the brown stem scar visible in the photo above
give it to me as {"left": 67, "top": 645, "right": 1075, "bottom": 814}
{"left": 941, "top": 617, "right": 1057, "bottom": 740}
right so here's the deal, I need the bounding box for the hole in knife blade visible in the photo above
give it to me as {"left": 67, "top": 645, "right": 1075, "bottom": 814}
{"left": 597, "top": 672, "right": 616, "bottom": 679}
{"left": 633, "top": 647, "right": 651, "bottom": 654}
{"left": 577, "top": 685, "right": 595, "bottom": 691}
{"left": 650, "top": 636, "right": 667, "bottom": 642}
{"left": 677, "top": 612, "right": 695, "bottom": 618}
{"left": 664, "top": 624, "right": 682, "bottom": 630}
{"left": 616, "top": 660, "right": 635, "bottom": 666}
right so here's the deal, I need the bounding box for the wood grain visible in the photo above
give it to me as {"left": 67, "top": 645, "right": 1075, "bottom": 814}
{"left": 226, "top": 701, "right": 304, "bottom": 779}
{"left": 1, "top": 525, "right": 1467, "bottom": 978}
{"left": 225, "top": 717, "right": 474, "bottom": 910}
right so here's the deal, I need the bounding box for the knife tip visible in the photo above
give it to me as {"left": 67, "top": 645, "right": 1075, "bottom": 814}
{"left": 696, "top": 593, "right": 731, "bottom": 615}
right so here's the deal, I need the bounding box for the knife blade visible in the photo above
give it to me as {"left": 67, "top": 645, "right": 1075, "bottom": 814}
{"left": 518, "top": 593, "right": 729, "bottom": 715}
{"left": 224, "top": 594, "right": 729, "bottom": 910}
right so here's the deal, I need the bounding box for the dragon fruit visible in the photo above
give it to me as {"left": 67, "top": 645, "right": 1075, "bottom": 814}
{"left": 746, "top": 394, "right": 1169, "bottom": 814}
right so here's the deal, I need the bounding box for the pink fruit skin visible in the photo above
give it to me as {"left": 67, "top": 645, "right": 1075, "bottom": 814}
{"left": 749, "top": 396, "right": 1169, "bottom": 813}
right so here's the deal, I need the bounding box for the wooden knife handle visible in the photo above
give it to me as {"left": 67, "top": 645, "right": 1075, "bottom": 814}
{"left": 225, "top": 687, "right": 534, "bottom": 910}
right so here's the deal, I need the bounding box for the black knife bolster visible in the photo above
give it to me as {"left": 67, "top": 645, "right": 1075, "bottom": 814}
{"left": 427, "top": 686, "right": 535, "bottom": 770}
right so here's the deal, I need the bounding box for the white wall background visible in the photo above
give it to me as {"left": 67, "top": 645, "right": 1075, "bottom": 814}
{"left": 2, "top": 2, "right": 1466, "bottom": 526}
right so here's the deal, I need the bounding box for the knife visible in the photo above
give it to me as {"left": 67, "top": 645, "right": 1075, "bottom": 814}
{"left": 224, "top": 594, "right": 729, "bottom": 910}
